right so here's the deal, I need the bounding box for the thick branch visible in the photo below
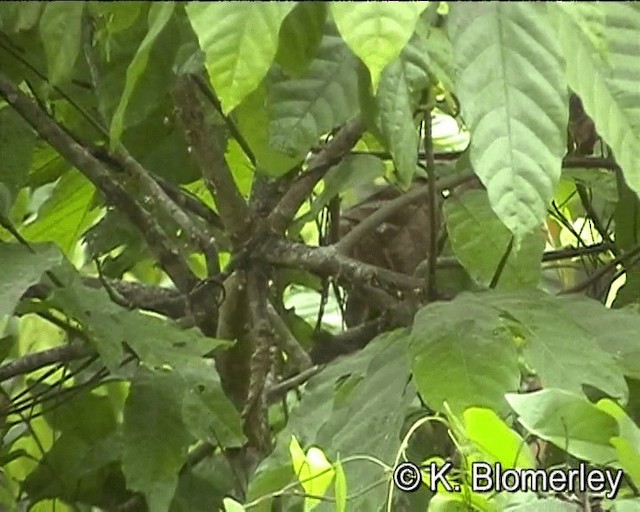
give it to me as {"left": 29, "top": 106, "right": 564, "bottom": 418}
{"left": 172, "top": 76, "right": 252, "bottom": 245}
{"left": 261, "top": 237, "right": 424, "bottom": 295}
{"left": 336, "top": 171, "right": 476, "bottom": 255}
{"left": 0, "top": 73, "right": 195, "bottom": 292}
{"left": 267, "top": 117, "right": 365, "bottom": 233}
{"left": 265, "top": 301, "right": 313, "bottom": 371}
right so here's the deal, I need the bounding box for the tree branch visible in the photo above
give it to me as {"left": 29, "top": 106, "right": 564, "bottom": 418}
{"left": 0, "top": 73, "right": 196, "bottom": 292}
{"left": 267, "top": 117, "right": 365, "bottom": 233}
{"left": 172, "top": 75, "right": 252, "bottom": 246}
{"left": 261, "top": 237, "right": 425, "bottom": 296}
{"left": 336, "top": 171, "right": 476, "bottom": 255}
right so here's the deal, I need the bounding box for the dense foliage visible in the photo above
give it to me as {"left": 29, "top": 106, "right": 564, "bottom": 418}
{"left": 0, "top": 2, "right": 639, "bottom": 511}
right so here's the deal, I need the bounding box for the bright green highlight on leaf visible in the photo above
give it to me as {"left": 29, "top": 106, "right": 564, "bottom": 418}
{"left": 289, "top": 436, "right": 335, "bottom": 512}
{"left": 187, "top": 2, "right": 295, "bottom": 114}
{"left": 330, "top": 3, "right": 427, "bottom": 92}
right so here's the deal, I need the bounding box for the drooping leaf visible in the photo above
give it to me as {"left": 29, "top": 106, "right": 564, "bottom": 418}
{"left": 123, "top": 367, "right": 192, "bottom": 512}
{"left": 39, "top": 2, "right": 84, "bottom": 86}
{"left": 186, "top": 2, "right": 295, "bottom": 114}
{"left": 410, "top": 294, "right": 520, "bottom": 415}
{"left": 371, "top": 30, "right": 431, "bottom": 187}
{"left": 506, "top": 389, "right": 619, "bottom": 465}
{"left": 482, "top": 290, "right": 629, "bottom": 401}
{"left": 450, "top": 3, "right": 568, "bottom": 242}
{"left": 110, "top": 2, "right": 175, "bottom": 145}
{"left": 330, "top": 3, "right": 428, "bottom": 92}
{"left": 443, "top": 189, "right": 545, "bottom": 289}
{"left": 267, "top": 20, "right": 360, "bottom": 157}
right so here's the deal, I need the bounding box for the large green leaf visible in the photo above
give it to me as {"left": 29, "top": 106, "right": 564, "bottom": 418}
{"left": 330, "top": 3, "right": 427, "bottom": 92}
{"left": 0, "top": 107, "right": 36, "bottom": 198}
{"left": 551, "top": 295, "right": 640, "bottom": 381}
{"left": 0, "top": 242, "right": 62, "bottom": 319}
{"left": 186, "top": 2, "right": 295, "bottom": 114}
{"left": 123, "top": 367, "right": 192, "bottom": 512}
{"left": 410, "top": 293, "right": 520, "bottom": 415}
{"left": 315, "top": 329, "right": 413, "bottom": 511}
{"left": 443, "top": 189, "right": 545, "bottom": 289}
{"left": 613, "top": 174, "right": 640, "bottom": 307}
{"left": 248, "top": 330, "right": 412, "bottom": 512}
{"left": 449, "top": 3, "right": 568, "bottom": 242}
{"left": 484, "top": 291, "right": 628, "bottom": 402}
{"left": 39, "top": 2, "right": 84, "bottom": 86}
{"left": 506, "top": 389, "right": 619, "bottom": 465}
{"left": 110, "top": 2, "right": 175, "bottom": 145}
{"left": 558, "top": 3, "right": 640, "bottom": 192}
{"left": 267, "top": 20, "right": 360, "bottom": 157}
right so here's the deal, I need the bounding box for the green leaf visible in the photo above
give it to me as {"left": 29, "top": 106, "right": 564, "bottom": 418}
{"left": 443, "top": 189, "right": 544, "bottom": 289}
{"left": 21, "top": 170, "right": 97, "bottom": 256}
{"left": 450, "top": 3, "right": 568, "bottom": 242}
{"left": 123, "top": 368, "right": 192, "bottom": 512}
{"left": 180, "top": 359, "right": 246, "bottom": 449}
{"left": 330, "top": 3, "right": 427, "bottom": 92}
{"left": 410, "top": 294, "right": 520, "bottom": 415}
{"left": 110, "top": 2, "right": 175, "bottom": 145}
{"left": 223, "top": 497, "right": 246, "bottom": 512}
{"left": 39, "top": 2, "right": 84, "bottom": 86}
{"left": 233, "top": 83, "right": 301, "bottom": 177}
{"left": 186, "top": 2, "right": 295, "bottom": 114}
{"left": 0, "top": 242, "right": 62, "bottom": 319}
{"left": 506, "top": 389, "right": 619, "bottom": 465}
{"left": 371, "top": 30, "right": 431, "bottom": 187}
{"left": 275, "top": 2, "right": 327, "bottom": 77}
{"left": 558, "top": 3, "right": 640, "bottom": 193}
{"left": 598, "top": 399, "right": 640, "bottom": 487}
{"left": 334, "top": 458, "right": 347, "bottom": 512}
{"left": 0, "top": 3, "right": 43, "bottom": 33}
{"left": 462, "top": 407, "right": 536, "bottom": 469}
{"left": 484, "top": 290, "right": 628, "bottom": 401}
{"left": 0, "top": 107, "right": 36, "bottom": 198}
{"left": 267, "top": 20, "right": 360, "bottom": 157}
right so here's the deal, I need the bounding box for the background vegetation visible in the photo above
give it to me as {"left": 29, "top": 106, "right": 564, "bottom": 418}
{"left": 0, "top": 2, "right": 639, "bottom": 511}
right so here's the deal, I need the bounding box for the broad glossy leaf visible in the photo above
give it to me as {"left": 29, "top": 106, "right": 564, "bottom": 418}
{"left": 39, "top": 2, "right": 84, "bottom": 86}
{"left": 187, "top": 2, "right": 295, "bottom": 114}
{"left": 110, "top": 2, "right": 175, "bottom": 145}
{"left": 267, "top": 20, "right": 360, "bottom": 157}
{"left": 0, "top": 242, "right": 62, "bottom": 319}
{"left": 450, "top": 3, "right": 568, "bottom": 241}
{"left": 484, "top": 290, "right": 628, "bottom": 401}
{"left": 330, "top": 3, "right": 427, "bottom": 91}
{"left": 0, "top": 107, "right": 36, "bottom": 197}
{"left": 558, "top": 4, "right": 640, "bottom": 195}
{"left": 123, "top": 368, "right": 192, "bottom": 512}
{"left": 443, "top": 189, "right": 544, "bottom": 289}
{"left": 411, "top": 295, "right": 520, "bottom": 415}
{"left": 506, "top": 389, "right": 619, "bottom": 465}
